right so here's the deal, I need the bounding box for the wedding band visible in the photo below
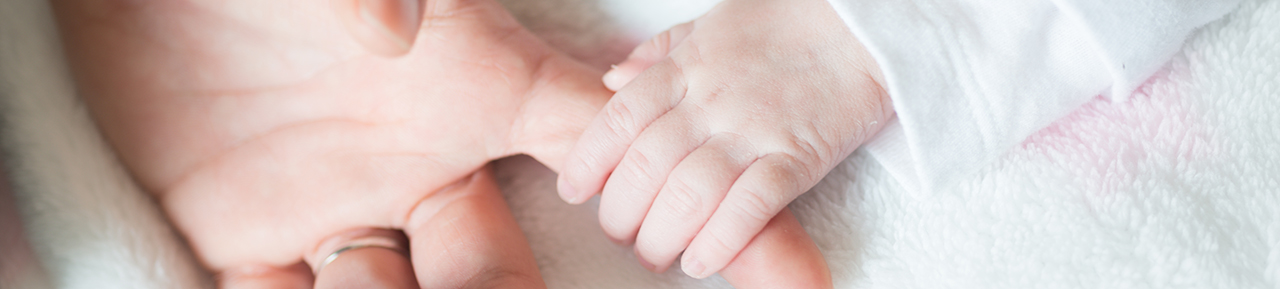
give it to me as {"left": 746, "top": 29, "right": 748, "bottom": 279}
{"left": 317, "top": 243, "right": 409, "bottom": 273}
{"left": 310, "top": 228, "right": 411, "bottom": 274}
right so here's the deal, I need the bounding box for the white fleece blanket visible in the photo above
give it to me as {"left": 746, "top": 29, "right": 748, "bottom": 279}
{"left": 1, "top": 0, "right": 1277, "bottom": 288}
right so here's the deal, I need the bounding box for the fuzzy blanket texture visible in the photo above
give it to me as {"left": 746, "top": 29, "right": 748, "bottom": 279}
{"left": 1, "top": 0, "right": 1277, "bottom": 288}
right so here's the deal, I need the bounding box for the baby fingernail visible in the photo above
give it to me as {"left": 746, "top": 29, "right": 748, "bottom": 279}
{"left": 638, "top": 256, "right": 657, "bottom": 272}
{"left": 683, "top": 258, "right": 707, "bottom": 279}
{"left": 601, "top": 69, "right": 626, "bottom": 91}
{"left": 556, "top": 177, "right": 579, "bottom": 204}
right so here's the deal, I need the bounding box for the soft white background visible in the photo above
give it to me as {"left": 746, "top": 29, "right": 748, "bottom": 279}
{"left": 1, "top": 0, "right": 1277, "bottom": 288}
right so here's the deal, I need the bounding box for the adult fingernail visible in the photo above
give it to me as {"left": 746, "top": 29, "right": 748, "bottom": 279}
{"left": 556, "top": 176, "right": 579, "bottom": 204}
{"left": 683, "top": 258, "right": 708, "bottom": 279}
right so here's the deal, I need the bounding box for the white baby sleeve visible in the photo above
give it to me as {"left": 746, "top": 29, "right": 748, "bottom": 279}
{"left": 823, "top": 0, "right": 1239, "bottom": 193}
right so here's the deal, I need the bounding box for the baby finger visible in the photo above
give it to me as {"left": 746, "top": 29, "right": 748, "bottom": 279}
{"left": 632, "top": 134, "right": 754, "bottom": 272}
{"left": 558, "top": 59, "right": 690, "bottom": 205}
{"left": 597, "top": 110, "right": 706, "bottom": 244}
{"left": 682, "top": 152, "right": 811, "bottom": 279}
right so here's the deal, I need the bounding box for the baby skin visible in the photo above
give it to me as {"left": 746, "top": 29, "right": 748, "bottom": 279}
{"left": 559, "top": 0, "right": 894, "bottom": 280}
{"left": 53, "top": 0, "right": 829, "bottom": 287}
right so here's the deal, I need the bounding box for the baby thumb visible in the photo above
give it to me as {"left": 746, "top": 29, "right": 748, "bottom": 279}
{"left": 334, "top": 0, "right": 423, "bottom": 57}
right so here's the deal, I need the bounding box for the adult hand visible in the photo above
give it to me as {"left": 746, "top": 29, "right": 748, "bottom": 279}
{"left": 54, "top": 0, "right": 606, "bottom": 286}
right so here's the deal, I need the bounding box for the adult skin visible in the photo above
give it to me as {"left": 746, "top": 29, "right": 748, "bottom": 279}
{"left": 51, "top": 0, "right": 830, "bottom": 287}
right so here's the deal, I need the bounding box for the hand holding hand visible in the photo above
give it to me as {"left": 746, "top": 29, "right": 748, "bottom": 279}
{"left": 53, "top": 0, "right": 841, "bottom": 286}
{"left": 558, "top": 0, "right": 893, "bottom": 279}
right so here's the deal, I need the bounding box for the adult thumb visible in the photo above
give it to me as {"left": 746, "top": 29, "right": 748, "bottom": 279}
{"left": 334, "top": 0, "right": 423, "bottom": 57}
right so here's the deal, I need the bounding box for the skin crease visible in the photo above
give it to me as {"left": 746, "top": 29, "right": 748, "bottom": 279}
{"left": 51, "top": 0, "right": 834, "bottom": 288}
{"left": 559, "top": 0, "right": 893, "bottom": 280}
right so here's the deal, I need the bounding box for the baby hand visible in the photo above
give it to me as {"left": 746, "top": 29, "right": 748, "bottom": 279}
{"left": 558, "top": 0, "right": 892, "bottom": 279}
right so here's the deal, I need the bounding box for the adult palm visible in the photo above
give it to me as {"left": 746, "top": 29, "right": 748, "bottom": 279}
{"left": 56, "top": 0, "right": 605, "bottom": 276}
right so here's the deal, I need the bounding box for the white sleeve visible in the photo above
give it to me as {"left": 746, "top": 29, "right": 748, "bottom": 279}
{"left": 824, "top": 0, "right": 1240, "bottom": 193}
